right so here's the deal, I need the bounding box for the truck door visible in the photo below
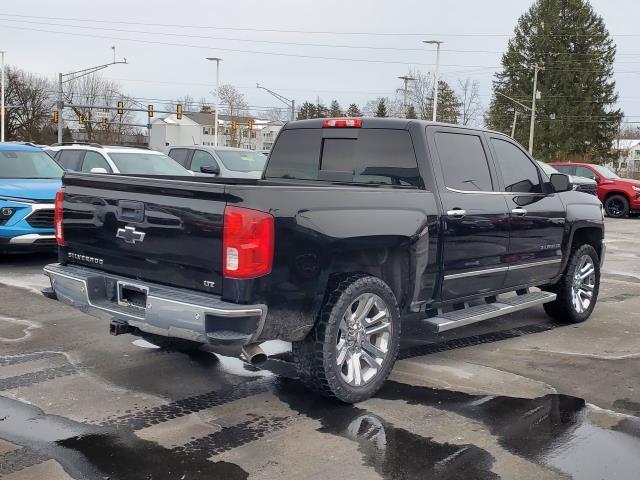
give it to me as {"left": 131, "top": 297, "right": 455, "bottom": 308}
{"left": 428, "top": 127, "right": 511, "bottom": 301}
{"left": 487, "top": 136, "right": 565, "bottom": 287}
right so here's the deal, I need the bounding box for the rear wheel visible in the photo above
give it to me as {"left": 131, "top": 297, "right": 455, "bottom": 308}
{"left": 543, "top": 244, "right": 600, "bottom": 323}
{"left": 293, "top": 274, "right": 400, "bottom": 403}
{"left": 604, "top": 194, "right": 629, "bottom": 218}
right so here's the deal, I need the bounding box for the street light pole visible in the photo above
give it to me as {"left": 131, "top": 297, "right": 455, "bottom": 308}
{"left": 423, "top": 40, "right": 443, "bottom": 122}
{"left": 511, "top": 110, "right": 519, "bottom": 139}
{"left": 57, "top": 49, "right": 127, "bottom": 143}
{"left": 256, "top": 83, "right": 295, "bottom": 121}
{"left": 1, "top": 51, "right": 5, "bottom": 142}
{"left": 206, "top": 57, "right": 222, "bottom": 146}
{"left": 528, "top": 64, "right": 542, "bottom": 155}
{"left": 397, "top": 75, "right": 416, "bottom": 117}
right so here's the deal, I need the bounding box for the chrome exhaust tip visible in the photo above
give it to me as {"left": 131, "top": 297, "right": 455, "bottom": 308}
{"left": 240, "top": 344, "right": 268, "bottom": 366}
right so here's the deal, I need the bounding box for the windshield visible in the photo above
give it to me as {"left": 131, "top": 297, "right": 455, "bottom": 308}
{"left": 0, "top": 150, "right": 64, "bottom": 179}
{"left": 216, "top": 150, "right": 267, "bottom": 172}
{"left": 592, "top": 165, "right": 619, "bottom": 179}
{"left": 108, "top": 152, "right": 191, "bottom": 175}
{"left": 537, "top": 161, "right": 558, "bottom": 175}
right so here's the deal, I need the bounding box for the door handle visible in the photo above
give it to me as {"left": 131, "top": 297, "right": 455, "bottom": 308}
{"left": 511, "top": 208, "right": 527, "bottom": 216}
{"left": 446, "top": 209, "right": 466, "bottom": 219}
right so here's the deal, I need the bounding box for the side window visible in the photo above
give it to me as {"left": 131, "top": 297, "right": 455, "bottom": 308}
{"left": 191, "top": 150, "right": 218, "bottom": 172}
{"left": 168, "top": 148, "right": 191, "bottom": 167}
{"left": 575, "top": 166, "right": 597, "bottom": 180}
{"left": 57, "top": 150, "right": 85, "bottom": 171}
{"left": 490, "top": 138, "right": 542, "bottom": 193}
{"left": 81, "top": 151, "right": 112, "bottom": 173}
{"left": 553, "top": 165, "right": 574, "bottom": 175}
{"left": 435, "top": 132, "right": 493, "bottom": 191}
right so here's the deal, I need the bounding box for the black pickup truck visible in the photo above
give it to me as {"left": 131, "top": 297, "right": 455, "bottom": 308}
{"left": 44, "top": 118, "right": 605, "bottom": 403}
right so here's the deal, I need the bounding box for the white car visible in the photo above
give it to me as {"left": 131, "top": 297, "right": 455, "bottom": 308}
{"left": 166, "top": 146, "right": 267, "bottom": 178}
{"left": 49, "top": 143, "right": 193, "bottom": 176}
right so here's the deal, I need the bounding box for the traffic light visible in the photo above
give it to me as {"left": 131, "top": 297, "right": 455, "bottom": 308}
{"left": 79, "top": 114, "right": 85, "bottom": 124}
{"left": 101, "top": 117, "right": 108, "bottom": 125}
{"left": 117, "top": 101, "right": 124, "bottom": 115}
{"left": 148, "top": 104, "right": 154, "bottom": 118}
{"left": 231, "top": 120, "right": 238, "bottom": 130}
{"left": 176, "top": 104, "right": 183, "bottom": 120}
{"left": 247, "top": 119, "right": 254, "bottom": 130}
{"left": 53, "top": 111, "right": 59, "bottom": 124}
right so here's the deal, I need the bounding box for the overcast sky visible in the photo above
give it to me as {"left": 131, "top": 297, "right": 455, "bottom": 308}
{"left": 1, "top": 0, "right": 638, "bottom": 124}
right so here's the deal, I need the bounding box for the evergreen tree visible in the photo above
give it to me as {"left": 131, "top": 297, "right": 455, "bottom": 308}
{"left": 315, "top": 101, "right": 328, "bottom": 118}
{"left": 406, "top": 105, "right": 418, "bottom": 119}
{"left": 433, "top": 81, "right": 462, "bottom": 124}
{"left": 297, "top": 101, "right": 317, "bottom": 120}
{"left": 486, "top": 0, "right": 622, "bottom": 161}
{"left": 329, "top": 100, "right": 342, "bottom": 117}
{"left": 345, "top": 103, "right": 362, "bottom": 117}
{"left": 375, "top": 98, "right": 388, "bottom": 117}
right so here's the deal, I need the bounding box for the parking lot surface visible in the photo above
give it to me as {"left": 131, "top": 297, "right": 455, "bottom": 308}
{"left": 0, "top": 218, "right": 639, "bottom": 480}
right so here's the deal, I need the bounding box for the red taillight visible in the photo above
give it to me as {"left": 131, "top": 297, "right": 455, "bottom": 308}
{"left": 54, "top": 189, "right": 64, "bottom": 245}
{"left": 322, "top": 117, "right": 362, "bottom": 128}
{"left": 223, "top": 206, "right": 274, "bottom": 279}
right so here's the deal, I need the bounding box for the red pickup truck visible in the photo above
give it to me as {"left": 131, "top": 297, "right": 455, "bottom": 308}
{"left": 549, "top": 162, "right": 640, "bottom": 218}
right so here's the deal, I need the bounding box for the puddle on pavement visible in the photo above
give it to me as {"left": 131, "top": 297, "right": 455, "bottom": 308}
{"left": 376, "top": 381, "right": 640, "bottom": 480}
{"left": 0, "top": 316, "right": 34, "bottom": 341}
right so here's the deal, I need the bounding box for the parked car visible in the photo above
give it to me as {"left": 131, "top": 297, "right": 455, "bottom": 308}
{"left": 537, "top": 161, "right": 598, "bottom": 196}
{"left": 44, "top": 118, "right": 605, "bottom": 403}
{"left": 549, "top": 162, "right": 640, "bottom": 217}
{"left": 49, "top": 143, "right": 192, "bottom": 176}
{"left": 0, "top": 143, "right": 63, "bottom": 252}
{"left": 167, "top": 146, "right": 267, "bottom": 178}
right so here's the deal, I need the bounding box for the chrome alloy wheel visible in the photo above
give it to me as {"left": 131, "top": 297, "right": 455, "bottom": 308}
{"left": 336, "top": 293, "right": 392, "bottom": 387}
{"left": 572, "top": 255, "right": 596, "bottom": 314}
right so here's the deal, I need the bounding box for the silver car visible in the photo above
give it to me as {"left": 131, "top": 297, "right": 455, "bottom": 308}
{"left": 166, "top": 146, "right": 267, "bottom": 179}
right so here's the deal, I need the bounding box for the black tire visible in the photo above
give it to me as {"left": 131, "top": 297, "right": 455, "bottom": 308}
{"left": 604, "top": 194, "right": 629, "bottom": 218}
{"left": 137, "top": 333, "right": 204, "bottom": 353}
{"left": 292, "top": 274, "right": 400, "bottom": 403}
{"left": 543, "top": 244, "right": 600, "bottom": 323}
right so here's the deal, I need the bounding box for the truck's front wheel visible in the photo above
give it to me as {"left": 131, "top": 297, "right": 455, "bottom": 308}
{"left": 292, "top": 274, "right": 400, "bottom": 403}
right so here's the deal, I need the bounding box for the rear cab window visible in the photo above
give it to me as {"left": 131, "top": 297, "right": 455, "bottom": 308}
{"left": 264, "top": 128, "right": 423, "bottom": 188}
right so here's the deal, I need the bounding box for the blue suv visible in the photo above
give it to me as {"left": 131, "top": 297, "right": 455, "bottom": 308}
{"left": 0, "top": 144, "right": 63, "bottom": 252}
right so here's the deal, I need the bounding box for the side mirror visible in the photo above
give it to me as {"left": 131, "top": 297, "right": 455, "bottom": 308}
{"left": 90, "top": 167, "right": 108, "bottom": 174}
{"left": 200, "top": 165, "right": 220, "bottom": 175}
{"left": 594, "top": 176, "right": 601, "bottom": 183}
{"left": 549, "top": 173, "right": 572, "bottom": 193}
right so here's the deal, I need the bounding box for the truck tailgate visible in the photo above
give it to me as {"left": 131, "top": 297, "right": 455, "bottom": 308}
{"left": 61, "top": 173, "right": 227, "bottom": 295}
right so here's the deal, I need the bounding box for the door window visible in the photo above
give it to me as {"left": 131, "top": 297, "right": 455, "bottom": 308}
{"left": 574, "top": 166, "right": 598, "bottom": 180}
{"left": 191, "top": 150, "right": 218, "bottom": 172}
{"left": 56, "top": 150, "right": 85, "bottom": 171}
{"left": 81, "top": 151, "right": 112, "bottom": 173}
{"left": 167, "top": 148, "right": 191, "bottom": 167}
{"left": 490, "top": 138, "right": 542, "bottom": 193}
{"left": 435, "top": 132, "right": 493, "bottom": 191}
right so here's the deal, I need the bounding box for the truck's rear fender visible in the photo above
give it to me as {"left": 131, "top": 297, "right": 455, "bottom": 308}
{"left": 222, "top": 185, "right": 440, "bottom": 342}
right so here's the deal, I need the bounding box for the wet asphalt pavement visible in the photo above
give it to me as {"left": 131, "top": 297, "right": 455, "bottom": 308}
{"left": 0, "top": 217, "right": 639, "bottom": 479}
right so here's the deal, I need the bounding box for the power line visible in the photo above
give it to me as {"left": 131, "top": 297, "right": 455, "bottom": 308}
{"left": 0, "top": 12, "right": 639, "bottom": 38}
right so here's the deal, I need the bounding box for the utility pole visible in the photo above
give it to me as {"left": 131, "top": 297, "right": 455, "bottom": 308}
{"left": 206, "top": 57, "right": 222, "bottom": 146}
{"left": 398, "top": 75, "right": 416, "bottom": 117}
{"left": 1, "top": 51, "right": 5, "bottom": 142}
{"left": 423, "top": 40, "right": 443, "bottom": 122}
{"left": 57, "top": 48, "right": 127, "bottom": 143}
{"left": 257, "top": 83, "right": 295, "bottom": 121}
{"left": 528, "top": 64, "right": 542, "bottom": 155}
{"left": 511, "top": 110, "right": 519, "bottom": 139}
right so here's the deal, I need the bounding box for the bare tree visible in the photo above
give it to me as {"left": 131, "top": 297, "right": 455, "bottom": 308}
{"left": 64, "top": 73, "right": 136, "bottom": 143}
{"left": 407, "top": 69, "right": 434, "bottom": 120}
{"left": 363, "top": 97, "right": 403, "bottom": 118}
{"left": 458, "top": 79, "right": 483, "bottom": 126}
{"left": 165, "top": 95, "right": 197, "bottom": 113}
{"left": 217, "top": 85, "right": 249, "bottom": 147}
{"left": 4, "top": 66, "right": 53, "bottom": 142}
{"left": 265, "top": 107, "right": 288, "bottom": 122}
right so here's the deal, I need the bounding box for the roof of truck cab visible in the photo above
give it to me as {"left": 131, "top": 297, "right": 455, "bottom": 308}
{"left": 283, "top": 117, "right": 506, "bottom": 137}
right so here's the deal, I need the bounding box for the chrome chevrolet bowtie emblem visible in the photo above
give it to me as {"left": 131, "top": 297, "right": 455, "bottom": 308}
{"left": 116, "top": 226, "right": 146, "bottom": 245}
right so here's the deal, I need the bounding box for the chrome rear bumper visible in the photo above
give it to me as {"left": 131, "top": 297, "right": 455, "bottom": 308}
{"left": 44, "top": 263, "right": 267, "bottom": 352}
